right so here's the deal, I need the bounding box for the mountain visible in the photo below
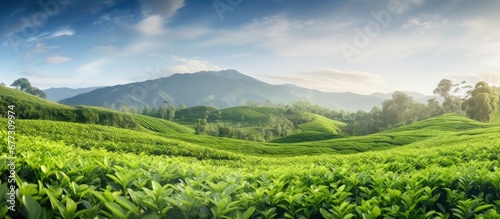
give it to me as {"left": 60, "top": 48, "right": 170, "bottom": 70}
{"left": 44, "top": 86, "right": 102, "bottom": 102}
{"left": 59, "top": 70, "right": 431, "bottom": 112}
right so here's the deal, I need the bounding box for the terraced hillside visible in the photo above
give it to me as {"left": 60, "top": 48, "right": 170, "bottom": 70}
{"left": 1, "top": 114, "right": 500, "bottom": 218}
{"left": 2, "top": 85, "right": 500, "bottom": 218}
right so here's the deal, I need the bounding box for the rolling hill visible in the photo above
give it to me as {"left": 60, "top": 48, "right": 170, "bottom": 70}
{"left": 4, "top": 85, "right": 487, "bottom": 156}
{"left": 59, "top": 70, "right": 433, "bottom": 112}
{"left": 3, "top": 83, "right": 500, "bottom": 218}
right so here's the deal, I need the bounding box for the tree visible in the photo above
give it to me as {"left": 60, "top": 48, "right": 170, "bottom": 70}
{"left": 179, "top": 103, "right": 186, "bottom": 110}
{"left": 10, "top": 78, "right": 46, "bottom": 98}
{"left": 30, "top": 87, "right": 46, "bottom": 98}
{"left": 382, "top": 92, "right": 414, "bottom": 127}
{"left": 433, "top": 79, "right": 453, "bottom": 99}
{"left": 159, "top": 101, "right": 176, "bottom": 121}
{"left": 11, "top": 78, "right": 32, "bottom": 91}
{"left": 433, "top": 79, "right": 471, "bottom": 113}
{"left": 425, "top": 98, "right": 444, "bottom": 118}
{"left": 462, "top": 81, "right": 499, "bottom": 122}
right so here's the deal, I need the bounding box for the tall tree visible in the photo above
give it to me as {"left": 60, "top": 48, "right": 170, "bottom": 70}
{"left": 10, "top": 78, "right": 46, "bottom": 98}
{"left": 29, "top": 87, "right": 46, "bottom": 98}
{"left": 382, "top": 91, "right": 414, "bottom": 127}
{"left": 462, "top": 81, "right": 499, "bottom": 122}
{"left": 433, "top": 79, "right": 471, "bottom": 113}
{"left": 159, "top": 101, "right": 176, "bottom": 121}
{"left": 433, "top": 79, "right": 453, "bottom": 99}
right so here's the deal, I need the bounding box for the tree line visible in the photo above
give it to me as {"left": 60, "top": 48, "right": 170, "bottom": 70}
{"left": 340, "top": 80, "right": 499, "bottom": 135}
{"left": 7, "top": 77, "right": 498, "bottom": 138}
{"left": 5, "top": 78, "right": 46, "bottom": 98}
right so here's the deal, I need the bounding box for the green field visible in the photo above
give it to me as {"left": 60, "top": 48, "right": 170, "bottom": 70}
{"left": 1, "top": 87, "right": 500, "bottom": 218}
{"left": 297, "top": 113, "right": 346, "bottom": 134}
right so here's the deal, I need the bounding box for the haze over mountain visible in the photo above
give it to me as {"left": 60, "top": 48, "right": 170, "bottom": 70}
{"left": 59, "top": 70, "right": 436, "bottom": 112}
{"left": 43, "top": 87, "right": 102, "bottom": 102}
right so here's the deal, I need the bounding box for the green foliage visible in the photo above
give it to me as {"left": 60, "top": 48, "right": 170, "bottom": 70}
{"left": 1, "top": 117, "right": 500, "bottom": 218}
{"left": 7, "top": 119, "right": 237, "bottom": 160}
{"left": 298, "top": 113, "right": 346, "bottom": 134}
{"left": 462, "top": 81, "right": 499, "bottom": 122}
{"left": 132, "top": 114, "right": 193, "bottom": 135}
{"left": 0, "top": 86, "right": 76, "bottom": 121}
{"left": 434, "top": 79, "right": 472, "bottom": 114}
{"left": 0, "top": 86, "right": 140, "bottom": 129}
{"left": 271, "top": 132, "right": 341, "bottom": 143}
{"left": 177, "top": 105, "right": 346, "bottom": 142}
{"left": 10, "top": 78, "right": 46, "bottom": 98}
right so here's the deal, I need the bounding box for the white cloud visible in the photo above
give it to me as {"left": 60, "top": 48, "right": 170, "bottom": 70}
{"left": 446, "top": 72, "right": 500, "bottom": 86}
{"left": 45, "top": 56, "right": 71, "bottom": 64}
{"left": 146, "top": 55, "right": 222, "bottom": 79}
{"left": 141, "top": 0, "right": 185, "bottom": 18}
{"left": 135, "top": 15, "right": 166, "bottom": 35}
{"left": 123, "top": 40, "right": 164, "bottom": 55}
{"left": 461, "top": 17, "right": 485, "bottom": 28}
{"left": 78, "top": 59, "right": 108, "bottom": 74}
{"left": 268, "top": 67, "right": 386, "bottom": 94}
{"left": 92, "top": 44, "right": 117, "bottom": 54}
{"left": 201, "top": 15, "right": 351, "bottom": 57}
{"left": 168, "top": 56, "right": 222, "bottom": 73}
{"left": 390, "top": 0, "right": 424, "bottom": 14}
{"left": 27, "top": 43, "right": 58, "bottom": 55}
{"left": 403, "top": 13, "right": 451, "bottom": 36}
{"left": 50, "top": 28, "right": 75, "bottom": 38}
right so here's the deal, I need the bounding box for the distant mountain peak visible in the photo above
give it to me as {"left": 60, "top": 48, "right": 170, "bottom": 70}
{"left": 59, "top": 70, "right": 437, "bottom": 112}
{"left": 196, "top": 69, "right": 253, "bottom": 80}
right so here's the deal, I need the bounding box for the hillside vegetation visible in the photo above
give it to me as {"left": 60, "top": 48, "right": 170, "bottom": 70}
{"left": 2, "top": 82, "right": 500, "bottom": 218}
{"left": 175, "top": 105, "right": 347, "bottom": 142}
{"left": 1, "top": 115, "right": 500, "bottom": 218}
{"left": 297, "top": 113, "right": 346, "bottom": 134}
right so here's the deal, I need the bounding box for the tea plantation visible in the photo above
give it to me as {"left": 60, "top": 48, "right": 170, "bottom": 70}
{"left": 1, "top": 114, "right": 500, "bottom": 218}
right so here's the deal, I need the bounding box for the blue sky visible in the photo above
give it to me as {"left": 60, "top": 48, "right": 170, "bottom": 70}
{"left": 1, "top": 0, "right": 500, "bottom": 95}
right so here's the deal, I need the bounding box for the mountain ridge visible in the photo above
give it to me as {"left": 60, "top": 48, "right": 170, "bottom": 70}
{"left": 59, "top": 70, "right": 435, "bottom": 112}
{"left": 43, "top": 86, "right": 103, "bottom": 102}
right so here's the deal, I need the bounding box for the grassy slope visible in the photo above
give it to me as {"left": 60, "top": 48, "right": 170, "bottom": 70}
{"left": 287, "top": 114, "right": 491, "bottom": 153}
{"left": 297, "top": 113, "right": 346, "bottom": 134}
{"left": 0, "top": 86, "right": 75, "bottom": 120}
{"left": 271, "top": 132, "right": 341, "bottom": 143}
{"left": 176, "top": 106, "right": 294, "bottom": 125}
{"left": 2, "top": 113, "right": 494, "bottom": 158}
{"left": 0, "top": 86, "right": 73, "bottom": 111}
{"left": 3, "top": 86, "right": 498, "bottom": 158}
{"left": 1, "top": 86, "right": 196, "bottom": 136}
{"left": 131, "top": 114, "right": 194, "bottom": 134}
{"left": 2, "top": 116, "right": 499, "bottom": 218}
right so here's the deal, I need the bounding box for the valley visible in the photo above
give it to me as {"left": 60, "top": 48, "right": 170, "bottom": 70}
{"left": 1, "top": 81, "right": 500, "bottom": 218}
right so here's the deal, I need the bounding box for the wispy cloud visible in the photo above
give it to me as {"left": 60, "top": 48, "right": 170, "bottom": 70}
{"left": 446, "top": 72, "right": 500, "bottom": 86}
{"left": 268, "top": 67, "right": 386, "bottom": 94}
{"left": 391, "top": 0, "right": 424, "bottom": 14}
{"left": 145, "top": 55, "right": 222, "bottom": 79}
{"left": 403, "top": 13, "right": 451, "bottom": 36}
{"left": 201, "top": 14, "right": 351, "bottom": 57}
{"left": 135, "top": 15, "right": 165, "bottom": 36}
{"left": 78, "top": 59, "right": 108, "bottom": 74}
{"left": 27, "top": 43, "right": 59, "bottom": 55}
{"left": 141, "top": 0, "right": 185, "bottom": 18}
{"left": 92, "top": 44, "right": 117, "bottom": 54}
{"left": 168, "top": 55, "right": 222, "bottom": 73}
{"left": 45, "top": 56, "right": 71, "bottom": 64}
{"left": 50, "top": 28, "right": 75, "bottom": 38}
{"left": 24, "top": 27, "right": 75, "bottom": 43}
